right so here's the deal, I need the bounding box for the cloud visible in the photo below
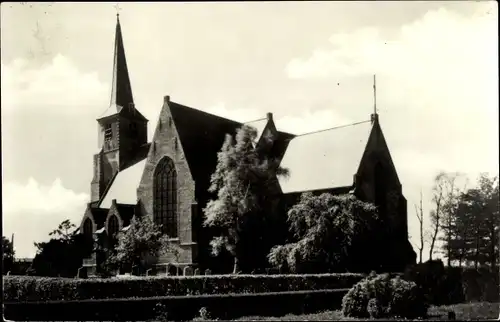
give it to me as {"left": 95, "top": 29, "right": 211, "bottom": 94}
{"left": 1, "top": 54, "right": 108, "bottom": 115}
{"left": 2, "top": 178, "right": 89, "bottom": 258}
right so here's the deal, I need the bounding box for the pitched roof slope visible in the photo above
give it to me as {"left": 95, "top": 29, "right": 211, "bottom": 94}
{"left": 89, "top": 208, "right": 109, "bottom": 228}
{"left": 244, "top": 118, "right": 268, "bottom": 146}
{"left": 278, "top": 120, "right": 373, "bottom": 193}
{"left": 100, "top": 150, "right": 148, "bottom": 208}
{"left": 168, "top": 102, "right": 244, "bottom": 192}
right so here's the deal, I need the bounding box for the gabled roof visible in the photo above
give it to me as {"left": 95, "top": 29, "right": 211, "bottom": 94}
{"left": 278, "top": 120, "right": 373, "bottom": 193}
{"left": 168, "top": 101, "right": 244, "bottom": 191}
{"left": 89, "top": 207, "right": 109, "bottom": 228}
{"left": 244, "top": 118, "right": 268, "bottom": 146}
{"left": 115, "top": 203, "right": 135, "bottom": 227}
{"left": 100, "top": 158, "right": 147, "bottom": 208}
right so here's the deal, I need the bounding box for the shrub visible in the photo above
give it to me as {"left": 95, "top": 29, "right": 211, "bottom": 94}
{"left": 404, "top": 260, "right": 499, "bottom": 305}
{"left": 3, "top": 273, "right": 364, "bottom": 302}
{"left": 342, "top": 273, "right": 427, "bottom": 319}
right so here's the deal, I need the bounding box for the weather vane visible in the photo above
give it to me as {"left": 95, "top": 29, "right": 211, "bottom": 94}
{"left": 114, "top": 3, "right": 122, "bottom": 17}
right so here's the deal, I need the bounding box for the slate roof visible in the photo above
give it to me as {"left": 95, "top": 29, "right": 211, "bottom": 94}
{"left": 100, "top": 158, "right": 147, "bottom": 208}
{"left": 278, "top": 120, "right": 373, "bottom": 193}
{"left": 169, "top": 102, "right": 244, "bottom": 194}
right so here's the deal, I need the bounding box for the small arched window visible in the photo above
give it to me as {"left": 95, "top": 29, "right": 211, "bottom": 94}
{"left": 108, "top": 215, "right": 120, "bottom": 238}
{"left": 83, "top": 218, "right": 93, "bottom": 239}
{"left": 153, "top": 157, "right": 178, "bottom": 238}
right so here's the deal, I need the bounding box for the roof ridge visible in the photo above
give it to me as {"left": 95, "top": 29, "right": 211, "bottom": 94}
{"left": 170, "top": 101, "right": 243, "bottom": 126}
{"left": 244, "top": 117, "right": 267, "bottom": 124}
{"left": 294, "top": 119, "right": 371, "bottom": 138}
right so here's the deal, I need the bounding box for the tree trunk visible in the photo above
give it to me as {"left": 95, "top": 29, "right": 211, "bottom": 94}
{"left": 232, "top": 256, "right": 241, "bottom": 274}
{"left": 489, "top": 224, "right": 497, "bottom": 271}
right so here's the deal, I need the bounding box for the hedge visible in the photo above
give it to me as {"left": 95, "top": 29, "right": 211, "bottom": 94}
{"left": 3, "top": 289, "right": 350, "bottom": 321}
{"left": 404, "top": 261, "right": 499, "bottom": 305}
{"left": 3, "top": 273, "right": 365, "bottom": 302}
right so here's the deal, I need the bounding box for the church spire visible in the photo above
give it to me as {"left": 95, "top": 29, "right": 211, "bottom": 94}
{"left": 371, "top": 74, "right": 379, "bottom": 124}
{"left": 110, "top": 13, "right": 134, "bottom": 111}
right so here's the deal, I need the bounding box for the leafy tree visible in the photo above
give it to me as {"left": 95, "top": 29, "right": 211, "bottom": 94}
{"left": 432, "top": 172, "right": 467, "bottom": 264}
{"left": 203, "top": 125, "right": 289, "bottom": 274}
{"left": 108, "top": 215, "right": 178, "bottom": 273}
{"left": 30, "top": 220, "right": 92, "bottom": 277}
{"left": 450, "top": 174, "right": 499, "bottom": 269}
{"left": 437, "top": 172, "right": 499, "bottom": 269}
{"left": 268, "top": 192, "right": 379, "bottom": 274}
{"left": 49, "top": 219, "right": 77, "bottom": 241}
{"left": 2, "top": 236, "right": 15, "bottom": 274}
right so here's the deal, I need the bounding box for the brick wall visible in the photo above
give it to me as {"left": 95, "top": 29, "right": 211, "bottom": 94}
{"left": 137, "top": 98, "right": 197, "bottom": 265}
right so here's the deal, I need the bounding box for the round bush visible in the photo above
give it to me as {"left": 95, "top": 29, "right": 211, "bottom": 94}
{"left": 342, "top": 273, "right": 428, "bottom": 319}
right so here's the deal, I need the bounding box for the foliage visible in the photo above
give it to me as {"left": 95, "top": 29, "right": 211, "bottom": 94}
{"left": 341, "top": 273, "right": 427, "bottom": 319}
{"left": 233, "top": 302, "right": 500, "bottom": 321}
{"left": 49, "top": 219, "right": 77, "bottom": 241}
{"left": 30, "top": 220, "right": 92, "bottom": 277}
{"left": 2, "top": 236, "right": 15, "bottom": 273}
{"left": 3, "top": 273, "right": 364, "bottom": 302}
{"left": 268, "top": 192, "right": 379, "bottom": 274}
{"left": 437, "top": 173, "right": 499, "bottom": 269}
{"left": 204, "top": 125, "right": 289, "bottom": 273}
{"left": 404, "top": 260, "right": 499, "bottom": 306}
{"left": 107, "top": 215, "right": 179, "bottom": 272}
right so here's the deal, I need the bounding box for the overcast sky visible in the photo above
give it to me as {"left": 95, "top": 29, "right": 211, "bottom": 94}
{"left": 2, "top": 2, "right": 498, "bottom": 259}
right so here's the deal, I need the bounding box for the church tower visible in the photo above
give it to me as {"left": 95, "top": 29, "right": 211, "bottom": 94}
{"left": 91, "top": 14, "right": 149, "bottom": 203}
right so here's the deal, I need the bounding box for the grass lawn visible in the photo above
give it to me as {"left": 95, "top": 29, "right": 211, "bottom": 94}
{"left": 233, "top": 302, "right": 500, "bottom": 321}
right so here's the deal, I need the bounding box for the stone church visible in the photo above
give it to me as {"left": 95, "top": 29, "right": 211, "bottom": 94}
{"left": 79, "top": 16, "right": 416, "bottom": 275}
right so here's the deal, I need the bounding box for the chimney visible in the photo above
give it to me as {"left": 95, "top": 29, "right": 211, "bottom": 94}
{"left": 164, "top": 95, "right": 170, "bottom": 103}
{"left": 266, "top": 112, "right": 273, "bottom": 121}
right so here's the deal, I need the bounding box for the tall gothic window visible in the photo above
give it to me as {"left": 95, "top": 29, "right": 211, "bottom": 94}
{"left": 108, "top": 215, "right": 119, "bottom": 239}
{"left": 83, "top": 218, "right": 93, "bottom": 241}
{"left": 154, "top": 157, "right": 178, "bottom": 238}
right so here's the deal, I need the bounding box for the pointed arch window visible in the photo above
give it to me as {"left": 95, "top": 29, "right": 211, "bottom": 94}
{"left": 108, "top": 215, "right": 120, "bottom": 239}
{"left": 83, "top": 218, "right": 93, "bottom": 240}
{"left": 154, "top": 157, "right": 178, "bottom": 238}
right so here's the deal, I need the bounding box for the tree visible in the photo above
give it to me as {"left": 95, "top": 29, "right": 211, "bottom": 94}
{"left": 414, "top": 190, "right": 425, "bottom": 264}
{"left": 2, "top": 236, "right": 15, "bottom": 274}
{"left": 431, "top": 172, "right": 466, "bottom": 264}
{"left": 49, "top": 219, "right": 77, "bottom": 241}
{"left": 30, "top": 219, "right": 92, "bottom": 277}
{"left": 452, "top": 174, "right": 499, "bottom": 269}
{"left": 267, "top": 192, "right": 379, "bottom": 274}
{"left": 109, "top": 215, "right": 178, "bottom": 273}
{"left": 203, "top": 125, "right": 289, "bottom": 274}
{"left": 477, "top": 173, "right": 499, "bottom": 270}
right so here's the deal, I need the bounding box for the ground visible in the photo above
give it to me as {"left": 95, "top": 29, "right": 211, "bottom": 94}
{"left": 230, "top": 302, "right": 499, "bottom": 321}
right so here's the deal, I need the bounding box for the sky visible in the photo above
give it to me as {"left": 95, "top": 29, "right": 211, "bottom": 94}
{"left": 1, "top": 1, "right": 498, "bottom": 260}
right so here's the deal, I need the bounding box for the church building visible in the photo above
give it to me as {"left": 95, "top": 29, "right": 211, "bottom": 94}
{"left": 79, "top": 15, "right": 416, "bottom": 275}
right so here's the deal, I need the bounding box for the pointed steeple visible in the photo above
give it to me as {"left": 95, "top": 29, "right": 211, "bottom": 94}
{"left": 371, "top": 74, "right": 379, "bottom": 124}
{"left": 110, "top": 13, "right": 134, "bottom": 112}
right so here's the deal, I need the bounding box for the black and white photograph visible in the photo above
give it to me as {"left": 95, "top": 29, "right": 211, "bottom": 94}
{"left": 1, "top": 1, "right": 499, "bottom": 321}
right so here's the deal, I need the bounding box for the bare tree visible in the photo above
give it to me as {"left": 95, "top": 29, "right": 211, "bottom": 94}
{"left": 414, "top": 190, "right": 425, "bottom": 264}
{"left": 433, "top": 172, "right": 468, "bottom": 266}
{"left": 429, "top": 175, "right": 444, "bottom": 261}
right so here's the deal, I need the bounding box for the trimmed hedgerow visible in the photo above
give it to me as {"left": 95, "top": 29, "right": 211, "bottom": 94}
{"left": 341, "top": 273, "right": 428, "bottom": 320}
{"left": 3, "top": 273, "right": 364, "bottom": 302}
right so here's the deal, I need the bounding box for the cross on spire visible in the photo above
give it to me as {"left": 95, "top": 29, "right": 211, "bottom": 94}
{"left": 371, "top": 74, "right": 379, "bottom": 124}
{"left": 114, "top": 3, "right": 122, "bottom": 18}
{"left": 373, "top": 74, "right": 377, "bottom": 115}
